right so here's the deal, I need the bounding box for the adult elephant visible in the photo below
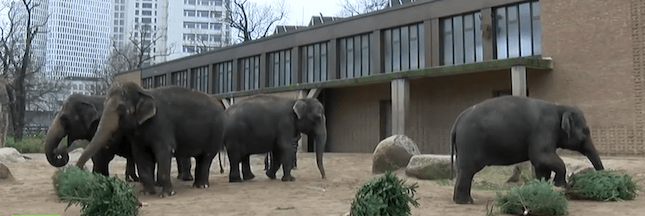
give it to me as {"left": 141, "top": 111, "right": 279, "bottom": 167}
{"left": 75, "top": 82, "right": 225, "bottom": 197}
{"left": 44, "top": 94, "right": 195, "bottom": 182}
{"left": 223, "top": 94, "right": 327, "bottom": 182}
{"left": 450, "top": 96, "right": 604, "bottom": 204}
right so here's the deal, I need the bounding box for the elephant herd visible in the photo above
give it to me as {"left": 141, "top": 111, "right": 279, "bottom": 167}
{"left": 44, "top": 81, "right": 605, "bottom": 205}
{"left": 44, "top": 81, "right": 327, "bottom": 197}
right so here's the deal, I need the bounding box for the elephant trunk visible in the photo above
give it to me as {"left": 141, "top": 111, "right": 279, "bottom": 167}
{"left": 314, "top": 118, "right": 327, "bottom": 179}
{"left": 76, "top": 100, "right": 119, "bottom": 169}
{"left": 582, "top": 139, "right": 604, "bottom": 170}
{"left": 44, "top": 114, "right": 70, "bottom": 167}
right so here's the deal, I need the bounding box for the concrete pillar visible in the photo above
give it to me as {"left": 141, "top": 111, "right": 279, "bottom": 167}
{"left": 430, "top": 18, "right": 441, "bottom": 67}
{"left": 371, "top": 30, "right": 383, "bottom": 74}
{"left": 511, "top": 65, "right": 527, "bottom": 97}
{"left": 481, "top": 8, "right": 495, "bottom": 61}
{"left": 208, "top": 64, "right": 215, "bottom": 94}
{"left": 291, "top": 47, "right": 301, "bottom": 85}
{"left": 259, "top": 53, "right": 267, "bottom": 88}
{"left": 328, "top": 39, "right": 338, "bottom": 80}
{"left": 232, "top": 59, "right": 239, "bottom": 91}
{"left": 391, "top": 78, "right": 410, "bottom": 135}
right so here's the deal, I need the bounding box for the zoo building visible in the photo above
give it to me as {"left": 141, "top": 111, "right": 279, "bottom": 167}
{"left": 115, "top": 0, "right": 644, "bottom": 157}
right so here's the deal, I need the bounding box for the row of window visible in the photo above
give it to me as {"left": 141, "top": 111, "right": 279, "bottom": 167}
{"left": 143, "top": 0, "right": 542, "bottom": 94}
{"left": 184, "top": 22, "right": 222, "bottom": 30}
{"left": 184, "top": 0, "right": 223, "bottom": 6}
{"left": 184, "top": 10, "right": 223, "bottom": 18}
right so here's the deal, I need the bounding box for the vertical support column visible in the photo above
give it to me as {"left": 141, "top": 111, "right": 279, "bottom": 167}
{"left": 208, "top": 64, "right": 215, "bottom": 94}
{"left": 296, "top": 90, "right": 308, "bottom": 152}
{"left": 259, "top": 53, "right": 267, "bottom": 88}
{"left": 186, "top": 69, "right": 193, "bottom": 89}
{"left": 371, "top": 30, "right": 383, "bottom": 74}
{"left": 291, "top": 47, "right": 301, "bottom": 85}
{"left": 328, "top": 39, "right": 338, "bottom": 80}
{"left": 391, "top": 78, "right": 410, "bottom": 135}
{"left": 430, "top": 18, "right": 441, "bottom": 67}
{"left": 511, "top": 65, "right": 527, "bottom": 97}
{"left": 481, "top": 8, "right": 495, "bottom": 61}
{"left": 423, "top": 19, "right": 432, "bottom": 68}
{"left": 232, "top": 59, "right": 239, "bottom": 91}
{"left": 212, "top": 64, "right": 219, "bottom": 94}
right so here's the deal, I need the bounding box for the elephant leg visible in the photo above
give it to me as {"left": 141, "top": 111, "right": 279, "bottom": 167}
{"left": 278, "top": 137, "right": 296, "bottom": 182}
{"left": 153, "top": 146, "right": 175, "bottom": 197}
{"left": 263, "top": 152, "right": 271, "bottom": 171}
{"left": 91, "top": 149, "right": 115, "bottom": 177}
{"left": 453, "top": 164, "right": 484, "bottom": 204}
{"left": 292, "top": 138, "right": 298, "bottom": 170}
{"left": 266, "top": 149, "right": 282, "bottom": 180}
{"left": 227, "top": 145, "right": 243, "bottom": 183}
{"left": 218, "top": 151, "right": 224, "bottom": 174}
{"left": 533, "top": 153, "right": 568, "bottom": 188}
{"left": 132, "top": 145, "right": 156, "bottom": 195}
{"left": 241, "top": 154, "right": 255, "bottom": 181}
{"left": 125, "top": 157, "right": 139, "bottom": 182}
{"left": 193, "top": 153, "right": 215, "bottom": 188}
{"left": 176, "top": 157, "right": 194, "bottom": 181}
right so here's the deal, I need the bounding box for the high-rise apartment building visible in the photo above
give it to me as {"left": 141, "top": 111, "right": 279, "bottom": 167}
{"left": 45, "top": 0, "right": 112, "bottom": 79}
{"left": 111, "top": 0, "right": 230, "bottom": 66}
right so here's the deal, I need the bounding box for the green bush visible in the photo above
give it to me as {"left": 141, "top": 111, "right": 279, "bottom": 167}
{"left": 349, "top": 171, "right": 420, "bottom": 216}
{"left": 52, "top": 166, "right": 140, "bottom": 216}
{"left": 566, "top": 170, "right": 641, "bottom": 201}
{"left": 490, "top": 179, "right": 569, "bottom": 216}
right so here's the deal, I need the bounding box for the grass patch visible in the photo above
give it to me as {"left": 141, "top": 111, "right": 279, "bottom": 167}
{"left": 429, "top": 165, "right": 536, "bottom": 191}
{"left": 350, "top": 171, "right": 420, "bottom": 216}
{"left": 52, "top": 166, "right": 140, "bottom": 216}
{"left": 4, "top": 132, "right": 89, "bottom": 153}
{"left": 488, "top": 179, "right": 569, "bottom": 216}
{"left": 566, "top": 170, "right": 641, "bottom": 201}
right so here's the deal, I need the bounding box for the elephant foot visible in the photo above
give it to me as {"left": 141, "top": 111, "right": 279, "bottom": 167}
{"left": 281, "top": 175, "right": 296, "bottom": 182}
{"left": 266, "top": 171, "right": 277, "bottom": 180}
{"left": 193, "top": 182, "right": 209, "bottom": 188}
{"left": 229, "top": 176, "right": 244, "bottom": 183}
{"left": 177, "top": 173, "right": 194, "bottom": 181}
{"left": 243, "top": 172, "right": 255, "bottom": 181}
{"left": 453, "top": 195, "right": 474, "bottom": 204}
{"left": 126, "top": 175, "right": 139, "bottom": 182}
{"left": 139, "top": 189, "right": 157, "bottom": 196}
{"left": 159, "top": 190, "right": 176, "bottom": 198}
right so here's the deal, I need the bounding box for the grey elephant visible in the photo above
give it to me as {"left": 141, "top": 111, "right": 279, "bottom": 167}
{"left": 44, "top": 93, "right": 194, "bottom": 182}
{"left": 450, "top": 96, "right": 604, "bottom": 204}
{"left": 75, "top": 82, "right": 226, "bottom": 197}
{"left": 223, "top": 94, "right": 327, "bottom": 182}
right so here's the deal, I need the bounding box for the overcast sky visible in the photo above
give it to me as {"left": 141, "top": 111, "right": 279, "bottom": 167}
{"left": 252, "top": 0, "right": 346, "bottom": 26}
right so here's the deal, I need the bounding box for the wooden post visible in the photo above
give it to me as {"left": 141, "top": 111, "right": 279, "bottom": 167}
{"left": 391, "top": 78, "right": 410, "bottom": 135}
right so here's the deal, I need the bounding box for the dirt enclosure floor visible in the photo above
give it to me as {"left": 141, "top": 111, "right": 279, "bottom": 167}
{"left": 2, "top": 152, "right": 645, "bottom": 216}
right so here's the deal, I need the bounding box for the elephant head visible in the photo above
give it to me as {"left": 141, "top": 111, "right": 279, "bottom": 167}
{"left": 558, "top": 105, "right": 604, "bottom": 171}
{"left": 292, "top": 98, "right": 327, "bottom": 179}
{"left": 76, "top": 82, "right": 156, "bottom": 169}
{"left": 45, "top": 94, "right": 101, "bottom": 167}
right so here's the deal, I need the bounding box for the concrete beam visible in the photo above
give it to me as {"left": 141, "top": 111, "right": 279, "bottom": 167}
{"left": 221, "top": 98, "right": 233, "bottom": 109}
{"left": 391, "top": 78, "right": 410, "bottom": 135}
{"left": 511, "top": 65, "right": 527, "bottom": 97}
{"left": 306, "top": 88, "right": 321, "bottom": 99}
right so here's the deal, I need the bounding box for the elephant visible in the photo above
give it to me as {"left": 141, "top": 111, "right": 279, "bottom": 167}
{"left": 75, "top": 81, "right": 226, "bottom": 197}
{"left": 449, "top": 95, "right": 604, "bottom": 204}
{"left": 223, "top": 94, "right": 327, "bottom": 183}
{"left": 264, "top": 133, "right": 300, "bottom": 171}
{"left": 44, "top": 93, "right": 196, "bottom": 183}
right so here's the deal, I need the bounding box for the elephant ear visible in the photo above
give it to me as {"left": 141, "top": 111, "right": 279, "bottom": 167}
{"left": 135, "top": 91, "right": 156, "bottom": 125}
{"left": 292, "top": 100, "right": 307, "bottom": 120}
{"left": 561, "top": 111, "right": 572, "bottom": 138}
{"left": 80, "top": 102, "right": 100, "bottom": 129}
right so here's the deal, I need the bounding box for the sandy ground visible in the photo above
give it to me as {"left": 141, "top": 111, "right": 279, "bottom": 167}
{"left": 1, "top": 152, "right": 645, "bottom": 216}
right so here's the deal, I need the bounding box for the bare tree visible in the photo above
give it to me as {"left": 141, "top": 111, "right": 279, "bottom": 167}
{"left": 337, "top": 0, "right": 389, "bottom": 17}
{"left": 0, "top": 0, "right": 50, "bottom": 140}
{"left": 224, "top": 0, "right": 289, "bottom": 43}
{"left": 110, "top": 22, "right": 174, "bottom": 71}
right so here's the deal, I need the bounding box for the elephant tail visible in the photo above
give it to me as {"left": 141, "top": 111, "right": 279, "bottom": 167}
{"left": 450, "top": 107, "right": 470, "bottom": 180}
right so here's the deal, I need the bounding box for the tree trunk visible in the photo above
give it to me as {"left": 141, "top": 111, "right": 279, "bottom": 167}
{"left": 0, "top": 79, "right": 8, "bottom": 147}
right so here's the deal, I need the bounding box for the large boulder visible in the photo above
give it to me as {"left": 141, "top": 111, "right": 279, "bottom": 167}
{"left": 372, "top": 135, "right": 421, "bottom": 174}
{"left": 0, "top": 163, "right": 14, "bottom": 181}
{"left": 405, "top": 154, "right": 454, "bottom": 180}
{"left": 0, "top": 147, "right": 26, "bottom": 164}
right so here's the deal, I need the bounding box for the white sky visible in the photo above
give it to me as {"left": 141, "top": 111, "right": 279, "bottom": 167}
{"left": 252, "top": 0, "right": 346, "bottom": 26}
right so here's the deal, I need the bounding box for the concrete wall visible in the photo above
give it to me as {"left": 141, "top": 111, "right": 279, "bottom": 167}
{"left": 114, "top": 70, "right": 142, "bottom": 86}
